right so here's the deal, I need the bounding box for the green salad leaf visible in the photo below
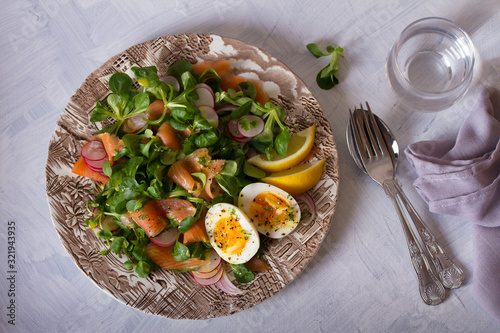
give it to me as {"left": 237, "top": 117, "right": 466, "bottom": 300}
{"left": 307, "top": 43, "right": 344, "bottom": 90}
{"left": 230, "top": 263, "right": 255, "bottom": 283}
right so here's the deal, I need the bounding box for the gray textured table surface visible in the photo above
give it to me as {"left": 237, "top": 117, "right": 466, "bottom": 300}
{"left": 1, "top": 0, "right": 500, "bottom": 332}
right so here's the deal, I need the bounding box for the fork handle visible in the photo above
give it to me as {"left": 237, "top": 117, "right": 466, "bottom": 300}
{"left": 383, "top": 179, "right": 446, "bottom": 305}
{"left": 392, "top": 178, "right": 465, "bottom": 289}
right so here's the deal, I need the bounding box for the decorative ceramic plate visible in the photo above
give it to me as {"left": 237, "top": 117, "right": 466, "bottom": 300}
{"left": 45, "top": 34, "right": 339, "bottom": 319}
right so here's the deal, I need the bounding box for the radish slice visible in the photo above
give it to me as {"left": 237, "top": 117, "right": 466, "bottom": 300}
{"left": 92, "top": 208, "right": 120, "bottom": 233}
{"left": 81, "top": 140, "right": 108, "bottom": 173}
{"left": 192, "top": 265, "right": 224, "bottom": 286}
{"left": 227, "top": 119, "right": 252, "bottom": 143}
{"left": 86, "top": 161, "right": 106, "bottom": 172}
{"left": 150, "top": 227, "right": 178, "bottom": 247}
{"left": 236, "top": 136, "right": 252, "bottom": 143}
{"left": 85, "top": 157, "right": 107, "bottom": 173}
{"left": 81, "top": 140, "right": 107, "bottom": 161}
{"left": 195, "top": 82, "right": 212, "bottom": 92}
{"left": 123, "top": 113, "right": 148, "bottom": 134}
{"left": 120, "top": 212, "right": 137, "bottom": 228}
{"left": 297, "top": 193, "right": 317, "bottom": 222}
{"left": 236, "top": 115, "right": 264, "bottom": 138}
{"left": 192, "top": 261, "right": 222, "bottom": 280}
{"left": 122, "top": 121, "right": 134, "bottom": 134}
{"left": 198, "top": 105, "right": 219, "bottom": 128}
{"left": 100, "top": 215, "right": 120, "bottom": 232}
{"left": 193, "top": 83, "right": 215, "bottom": 108}
{"left": 195, "top": 263, "right": 222, "bottom": 279}
{"left": 215, "top": 270, "right": 243, "bottom": 295}
{"left": 215, "top": 104, "right": 237, "bottom": 114}
{"left": 197, "top": 250, "right": 222, "bottom": 273}
{"left": 193, "top": 250, "right": 222, "bottom": 276}
{"left": 227, "top": 119, "right": 244, "bottom": 139}
{"left": 160, "top": 75, "right": 180, "bottom": 92}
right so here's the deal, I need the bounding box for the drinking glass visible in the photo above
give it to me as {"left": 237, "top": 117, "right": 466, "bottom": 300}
{"left": 386, "top": 17, "right": 475, "bottom": 111}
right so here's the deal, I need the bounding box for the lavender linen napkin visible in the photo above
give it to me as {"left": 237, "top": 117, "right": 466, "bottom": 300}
{"left": 404, "top": 87, "right": 500, "bottom": 321}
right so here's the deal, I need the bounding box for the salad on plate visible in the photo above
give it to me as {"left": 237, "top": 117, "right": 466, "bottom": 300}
{"left": 71, "top": 59, "right": 324, "bottom": 294}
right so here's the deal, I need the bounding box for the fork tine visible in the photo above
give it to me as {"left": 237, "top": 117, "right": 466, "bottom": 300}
{"left": 365, "top": 102, "right": 390, "bottom": 156}
{"left": 355, "top": 108, "right": 373, "bottom": 158}
{"left": 359, "top": 102, "right": 380, "bottom": 157}
{"left": 348, "top": 108, "right": 361, "bottom": 154}
{"left": 350, "top": 108, "right": 371, "bottom": 160}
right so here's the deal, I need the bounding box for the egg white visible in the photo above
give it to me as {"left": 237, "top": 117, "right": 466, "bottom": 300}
{"left": 205, "top": 203, "right": 260, "bottom": 264}
{"left": 238, "top": 183, "right": 301, "bottom": 238}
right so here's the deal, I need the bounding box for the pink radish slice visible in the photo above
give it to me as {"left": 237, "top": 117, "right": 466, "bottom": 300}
{"left": 84, "top": 156, "right": 107, "bottom": 173}
{"left": 215, "top": 104, "right": 237, "bottom": 114}
{"left": 193, "top": 250, "right": 222, "bottom": 278}
{"left": 196, "top": 250, "right": 222, "bottom": 273}
{"left": 150, "top": 227, "right": 178, "bottom": 247}
{"left": 81, "top": 140, "right": 107, "bottom": 161}
{"left": 86, "top": 161, "right": 106, "bottom": 173}
{"left": 198, "top": 105, "right": 219, "bottom": 128}
{"left": 123, "top": 113, "right": 148, "bottom": 134}
{"left": 227, "top": 119, "right": 244, "bottom": 139}
{"left": 122, "top": 121, "right": 134, "bottom": 134}
{"left": 160, "top": 75, "right": 180, "bottom": 92}
{"left": 195, "top": 82, "right": 212, "bottom": 91}
{"left": 192, "top": 264, "right": 224, "bottom": 286}
{"left": 236, "top": 115, "right": 264, "bottom": 138}
{"left": 215, "top": 270, "right": 243, "bottom": 295}
{"left": 236, "top": 137, "right": 252, "bottom": 143}
{"left": 227, "top": 119, "right": 252, "bottom": 143}
{"left": 192, "top": 261, "right": 222, "bottom": 280}
{"left": 81, "top": 140, "right": 108, "bottom": 172}
{"left": 193, "top": 83, "right": 215, "bottom": 108}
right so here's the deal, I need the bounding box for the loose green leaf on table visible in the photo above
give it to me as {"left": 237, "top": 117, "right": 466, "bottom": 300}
{"left": 307, "top": 43, "right": 344, "bottom": 90}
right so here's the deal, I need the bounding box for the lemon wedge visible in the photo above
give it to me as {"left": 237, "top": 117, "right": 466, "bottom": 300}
{"left": 247, "top": 125, "right": 316, "bottom": 173}
{"left": 260, "top": 159, "right": 326, "bottom": 196}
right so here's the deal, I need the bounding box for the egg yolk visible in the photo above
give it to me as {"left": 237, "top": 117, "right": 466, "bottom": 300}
{"left": 249, "top": 191, "right": 294, "bottom": 228}
{"left": 213, "top": 216, "right": 249, "bottom": 256}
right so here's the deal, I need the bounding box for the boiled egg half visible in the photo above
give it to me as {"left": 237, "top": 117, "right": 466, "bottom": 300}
{"left": 238, "top": 183, "right": 301, "bottom": 238}
{"left": 205, "top": 203, "right": 260, "bottom": 264}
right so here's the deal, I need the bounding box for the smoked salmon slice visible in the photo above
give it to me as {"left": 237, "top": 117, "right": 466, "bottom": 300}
{"left": 167, "top": 159, "right": 204, "bottom": 194}
{"left": 157, "top": 122, "right": 182, "bottom": 151}
{"left": 167, "top": 148, "right": 225, "bottom": 201}
{"left": 183, "top": 211, "right": 209, "bottom": 245}
{"left": 145, "top": 243, "right": 208, "bottom": 271}
{"left": 72, "top": 133, "right": 123, "bottom": 182}
{"left": 146, "top": 100, "right": 166, "bottom": 120}
{"left": 129, "top": 200, "right": 168, "bottom": 238}
{"left": 201, "top": 159, "right": 225, "bottom": 199}
{"left": 71, "top": 156, "right": 109, "bottom": 183}
{"left": 94, "top": 132, "right": 125, "bottom": 166}
{"left": 156, "top": 197, "right": 197, "bottom": 225}
{"left": 183, "top": 147, "right": 210, "bottom": 172}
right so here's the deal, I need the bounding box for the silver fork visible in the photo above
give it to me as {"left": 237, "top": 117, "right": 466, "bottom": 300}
{"left": 349, "top": 102, "right": 447, "bottom": 305}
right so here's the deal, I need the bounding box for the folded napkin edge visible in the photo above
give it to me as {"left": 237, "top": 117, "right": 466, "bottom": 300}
{"left": 427, "top": 183, "right": 496, "bottom": 209}
{"left": 412, "top": 153, "right": 500, "bottom": 186}
{"left": 425, "top": 176, "right": 500, "bottom": 226}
